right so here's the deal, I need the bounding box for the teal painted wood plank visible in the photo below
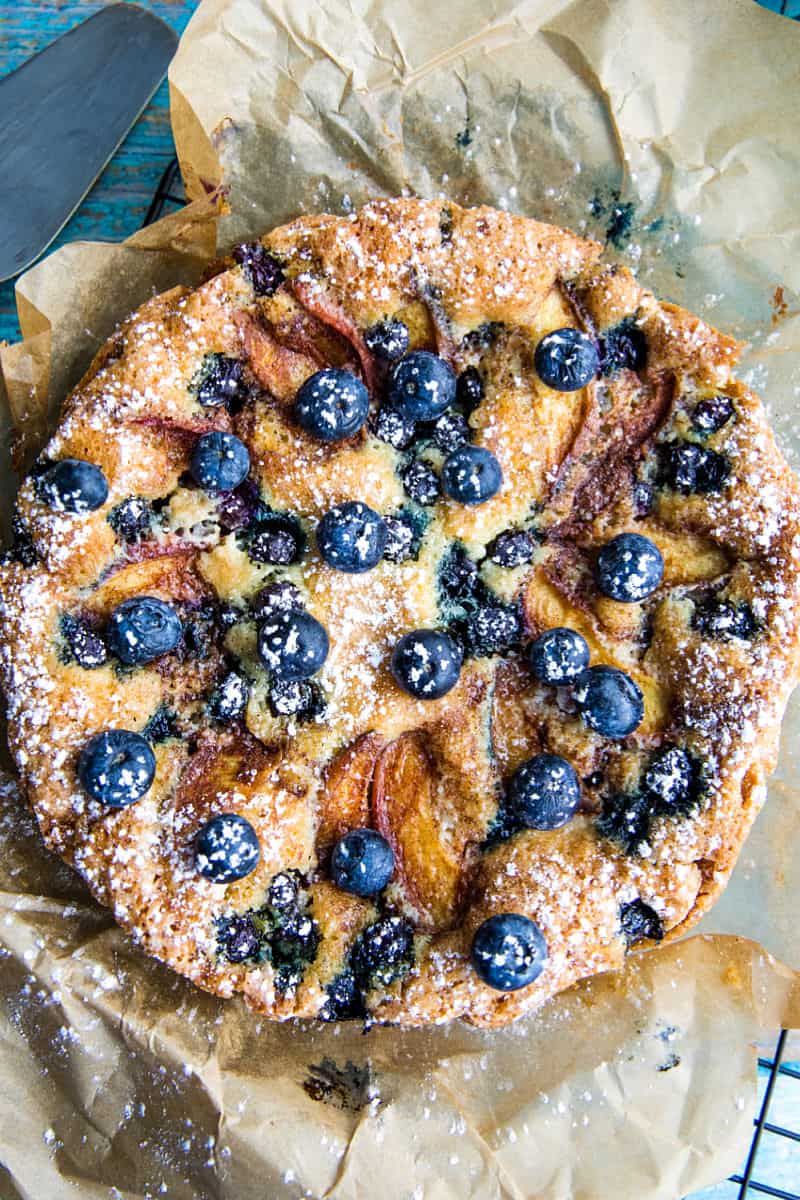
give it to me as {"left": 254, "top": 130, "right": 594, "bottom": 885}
{"left": 0, "top": 1, "right": 197, "bottom": 344}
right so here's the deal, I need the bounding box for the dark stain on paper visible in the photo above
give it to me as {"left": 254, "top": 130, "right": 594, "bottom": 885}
{"left": 302, "top": 1057, "right": 373, "bottom": 1111}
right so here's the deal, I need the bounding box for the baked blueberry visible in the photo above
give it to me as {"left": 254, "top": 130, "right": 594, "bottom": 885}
{"left": 442, "top": 445, "right": 502, "bottom": 506}
{"left": 382, "top": 514, "right": 418, "bottom": 563}
{"left": 268, "top": 678, "right": 324, "bottom": 719}
{"left": 209, "top": 671, "right": 250, "bottom": 723}
{"left": 219, "top": 914, "right": 260, "bottom": 963}
{"left": 258, "top": 609, "right": 329, "bottom": 680}
{"left": 295, "top": 368, "right": 369, "bottom": 442}
{"left": 35, "top": 458, "right": 108, "bottom": 513}
{"left": 632, "top": 480, "right": 655, "bottom": 516}
{"left": 644, "top": 746, "right": 695, "bottom": 809}
{"left": 252, "top": 580, "right": 303, "bottom": 619}
{"left": 391, "top": 629, "right": 462, "bottom": 699}
{"left": 692, "top": 395, "right": 734, "bottom": 435}
{"left": 596, "top": 532, "right": 664, "bottom": 602}
{"left": 527, "top": 627, "right": 589, "bottom": 685}
{"left": 317, "top": 501, "right": 387, "bottom": 573}
{"left": 194, "top": 813, "right": 260, "bottom": 883}
{"left": 388, "top": 351, "right": 457, "bottom": 421}
{"left": 331, "top": 829, "right": 395, "bottom": 897}
{"left": 373, "top": 405, "right": 417, "bottom": 449}
{"left": 108, "top": 497, "right": 152, "bottom": 543}
{"left": 190, "top": 432, "right": 250, "bottom": 495}
{"left": 1, "top": 511, "right": 39, "bottom": 567}
{"left": 182, "top": 604, "right": 219, "bottom": 659}
{"left": 232, "top": 242, "right": 284, "bottom": 296}
{"left": 245, "top": 512, "right": 305, "bottom": 566}
{"left": 192, "top": 353, "right": 245, "bottom": 408}
{"left": 507, "top": 753, "right": 581, "bottom": 830}
{"left": 401, "top": 460, "right": 440, "bottom": 506}
{"left": 351, "top": 915, "right": 414, "bottom": 988}
{"left": 142, "top": 705, "right": 176, "bottom": 744}
{"left": 487, "top": 529, "right": 535, "bottom": 568}
{"left": 534, "top": 328, "right": 599, "bottom": 392}
{"left": 78, "top": 730, "right": 156, "bottom": 808}
{"left": 471, "top": 913, "right": 547, "bottom": 991}
{"left": 456, "top": 365, "right": 484, "bottom": 413}
{"left": 574, "top": 665, "right": 644, "bottom": 739}
{"left": 619, "top": 899, "right": 663, "bottom": 944}
{"left": 322, "top": 970, "right": 364, "bottom": 1021}
{"left": 462, "top": 604, "right": 521, "bottom": 656}
{"left": 692, "top": 599, "right": 757, "bottom": 641}
{"left": 599, "top": 321, "right": 647, "bottom": 374}
{"left": 439, "top": 545, "right": 481, "bottom": 604}
{"left": 660, "top": 441, "right": 730, "bottom": 495}
{"left": 597, "top": 792, "right": 652, "bottom": 854}
{"left": 431, "top": 410, "right": 470, "bottom": 453}
{"left": 364, "top": 318, "right": 410, "bottom": 362}
{"left": 61, "top": 614, "right": 107, "bottom": 669}
{"left": 107, "top": 597, "right": 183, "bottom": 666}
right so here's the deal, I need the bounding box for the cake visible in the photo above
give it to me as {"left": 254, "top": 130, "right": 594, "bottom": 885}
{"left": 1, "top": 198, "right": 798, "bottom": 1028}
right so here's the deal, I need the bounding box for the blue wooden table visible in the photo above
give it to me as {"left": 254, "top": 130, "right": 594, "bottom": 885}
{"left": 0, "top": 0, "right": 197, "bottom": 345}
{"left": 0, "top": 3, "right": 797, "bottom": 1197}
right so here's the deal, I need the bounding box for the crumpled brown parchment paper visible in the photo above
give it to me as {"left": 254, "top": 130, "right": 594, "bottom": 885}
{"left": 1, "top": 1, "right": 799, "bottom": 1197}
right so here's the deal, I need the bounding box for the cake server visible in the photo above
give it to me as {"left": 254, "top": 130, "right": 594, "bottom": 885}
{"left": 0, "top": 4, "right": 178, "bottom": 284}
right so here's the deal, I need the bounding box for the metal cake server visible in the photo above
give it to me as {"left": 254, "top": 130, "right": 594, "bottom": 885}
{"left": 0, "top": 4, "right": 178, "bottom": 283}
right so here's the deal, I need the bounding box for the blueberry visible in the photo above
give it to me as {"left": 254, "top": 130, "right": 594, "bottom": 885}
{"left": 2, "top": 511, "right": 39, "bottom": 566}
{"left": 252, "top": 580, "right": 303, "bottom": 619}
{"left": 471, "top": 913, "right": 547, "bottom": 992}
{"left": 462, "top": 604, "right": 521, "bottom": 656}
{"left": 108, "top": 497, "right": 152, "bottom": 544}
{"left": 107, "top": 597, "right": 183, "bottom": 666}
{"left": 246, "top": 514, "right": 305, "bottom": 565}
{"left": 295, "top": 369, "right": 369, "bottom": 442}
{"left": 692, "top": 395, "right": 734, "bottom": 435}
{"left": 574, "top": 665, "right": 644, "bottom": 739}
{"left": 351, "top": 915, "right": 414, "bottom": 989}
{"left": 143, "top": 705, "right": 176, "bottom": 744}
{"left": 442, "top": 445, "right": 502, "bottom": 506}
{"left": 391, "top": 629, "right": 462, "bottom": 699}
{"left": 599, "top": 321, "right": 647, "bottom": 374}
{"left": 388, "top": 351, "right": 457, "bottom": 420}
{"left": 619, "top": 899, "right": 663, "bottom": 944}
{"left": 232, "top": 242, "right": 284, "bottom": 296}
{"left": 209, "top": 671, "right": 250, "bottom": 723}
{"left": 527, "top": 627, "right": 590, "bottom": 685}
{"left": 692, "top": 599, "right": 757, "bottom": 642}
{"left": 182, "top": 604, "right": 219, "bottom": 659}
{"left": 192, "top": 353, "right": 246, "bottom": 409}
{"left": 401, "top": 460, "right": 440, "bottom": 505}
{"left": 317, "top": 502, "right": 387, "bottom": 573}
{"left": 438, "top": 545, "right": 481, "bottom": 603}
{"left": 61, "top": 614, "right": 107, "bottom": 669}
{"left": 373, "top": 405, "right": 417, "bottom": 450}
{"left": 383, "top": 514, "right": 418, "bottom": 563}
{"left": 322, "top": 970, "right": 365, "bottom": 1020}
{"left": 487, "top": 529, "right": 535, "bottom": 568}
{"left": 218, "top": 914, "right": 260, "bottom": 963}
{"left": 596, "top": 532, "right": 664, "bottom": 603}
{"left": 534, "top": 328, "right": 599, "bottom": 392}
{"left": 364, "top": 318, "right": 410, "bottom": 362}
{"left": 331, "top": 829, "right": 395, "bottom": 897}
{"left": 456, "top": 366, "right": 484, "bottom": 413}
{"left": 632, "top": 481, "right": 654, "bottom": 516}
{"left": 431, "top": 410, "right": 470, "bottom": 453}
{"left": 190, "top": 432, "right": 250, "bottom": 495}
{"left": 597, "top": 792, "right": 653, "bottom": 854}
{"left": 660, "top": 441, "right": 730, "bottom": 495}
{"left": 35, "top": 458, "right": 108, "bottom": 513}
{"left": 644, "top": 746, "right": 695, "bottom": 809}
{"left": 258, "top": 609, "right": 329, "bottom": 680}
{"left": 507, "top": 753, "right": 581, "bottom": 830}
{"left": 78, "top": 730, "right": 156, "bottom": 808}
{"left": 195, "top": 814, "right": 260, "bottom": 883}
{"left": 268, "top": 870, "right": 300, "bottom": 910}
{"left": 268, "top": 678, "right": 325, "bottom": 719}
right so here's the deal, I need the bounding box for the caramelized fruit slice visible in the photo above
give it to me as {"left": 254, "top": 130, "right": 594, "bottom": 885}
{"left": 316, "top": 732, "right": 384, "bottom": 856}
{"left": 373, "top": 732, "right": 464, "bottom": 930}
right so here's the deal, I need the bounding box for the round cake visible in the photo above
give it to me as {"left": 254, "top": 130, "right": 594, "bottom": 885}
{"left": 1, "top": 198, "right": 798, "bottom": 1028}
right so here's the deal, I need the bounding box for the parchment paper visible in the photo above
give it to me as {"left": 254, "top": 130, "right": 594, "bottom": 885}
{"left": 1, "top": 1, "right": 799, "bottom": 1196}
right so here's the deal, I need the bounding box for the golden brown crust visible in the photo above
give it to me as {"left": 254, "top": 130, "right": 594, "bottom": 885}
{"left": 1, "top": 198, "right": 799, "bottom": 1027}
